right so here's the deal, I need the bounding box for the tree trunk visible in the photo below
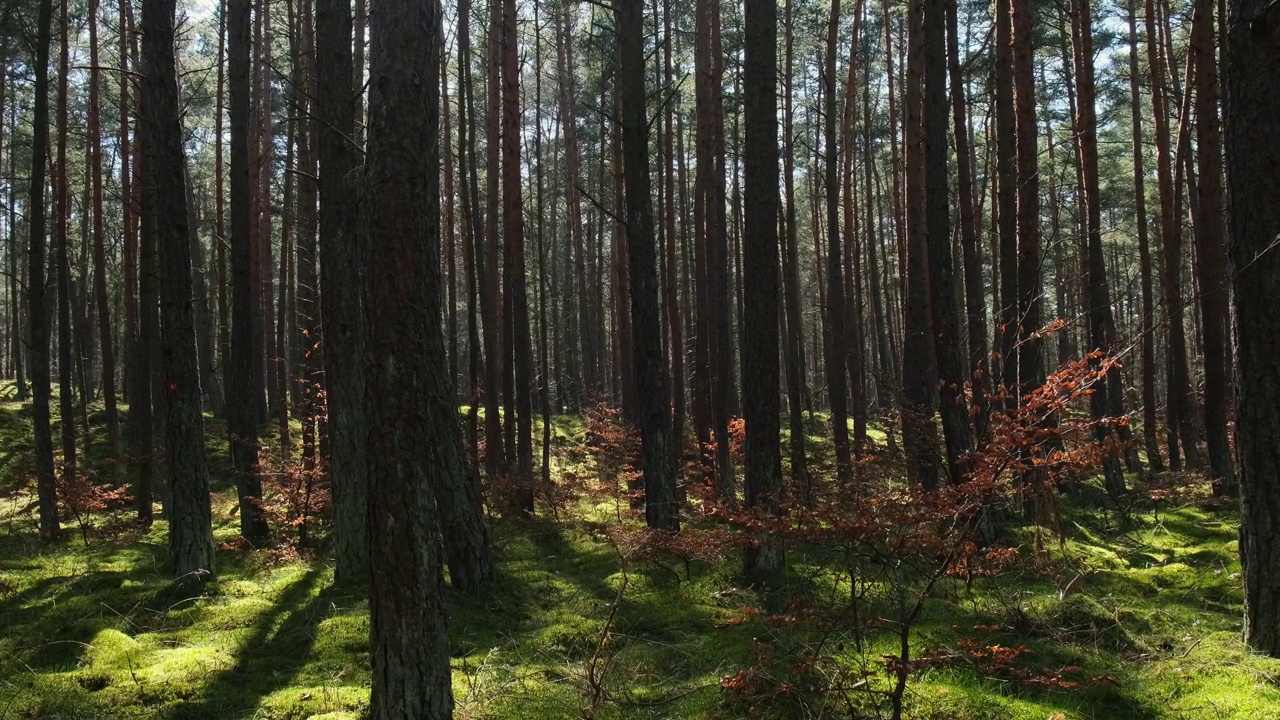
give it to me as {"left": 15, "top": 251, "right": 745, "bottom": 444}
{"left": 925, "top": 0, "right": 971, "bottom": 483}
{"left": 1189, "top": 0, "right": 1235, "bottom": 494}
{"left": 1127, "top": 0, "right": 1163, "bottom": 472}
{"left": 316, "top": 0, "right": 369, "bottom": 583}
{"left": 88, "top": 0, "right": 122, "bottom": 478}
{"left": 363, "top": 0, "right": 455, "bottom": 710}
{"left": 1145, "top": 0, "right": 1199, "bottom": 471}
{"left": 947, "top": 0, "right": 987, "bottom": 441}
{"left": 1071, "top": 0, "right": 1127, "bottom": 496}
{"left": 1224, "top": 0, "right": 1280, "bottom": 656}
{"left": 28, "top": 0, "right": 60, "bottom": 542}
{"left": 742, "top": 0, "right": 782, "bottom": 571}
{"left": 481, "top": 0, "right": 505, "bottom": 484}
{"left": 695, "top": 0, "right": 736, "bottom": 497}
{"left": 142, "top": 0, "right": 218, "bottom": 580}
{"left": 56, "top": 0, "right": 76, "bottom": 493}
{"left": 229, "top": 0, "right": 269, "bottom": 539}
{"left": 994, "top": 0, "right": 1017, "bottom": 408}
{"left": 823, "top": 0, "right": 853, "bottom": 486}
{"left": 502, "top": 0, "right": 536, "bottom": 515}
{"left": 616, "top": 0, "right": 678, "bottom": 530}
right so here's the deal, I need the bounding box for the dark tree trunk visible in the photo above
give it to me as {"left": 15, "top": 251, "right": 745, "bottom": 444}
{"left": 28, "top": 0, "right": 60, "bottom": 542}
{"left": 1189, "top": 0, "right": 1235, "bottom": 494}
{"left": 994, "top": 0, "right": 1017, "bottom": 408}
{"left": 88, "top": 0, "right": 122, "bottom": 478}
{"left": 1224, "top": 0, "right": 1280, "bottom": 655}
{"left": 363, "top": 0, "right": 460, "bottom": 711}
{"left": 481, "top": 0, "right": 505, "bottom": 484}
{"left": 142, "top": 0, "right": 218, "bottom": 580}
{"left": 317, "top": 0, "right": 369, "bottom": 583}
{"left": 924, "top": 0, "right": 971, "bottom": 483}
{"left": 901, "top": 0, "right": 940, "bottom": 490}
{"left": 1127, "top": 0, "right": 1163, "bottom": 472}
{"left": 502, "top": 0, "right": 536, "bottom": 515}
{"left": 615, "top": 0, "right": 678, "bottom": 531}
{"left": 1145, "top": 0, "right": 1199, "bottom": 471}
{"left": 781, "top": 0, "right": 808, "bottom": 496}
{"left": 695, "top": 0, "right": 736, "bottom": 497}
{"left": 56, "top": 0, "right": 75, "bottom": 493}
{"left": 947, "top": 0, "right": 987, "bottom": 442}
{"left": 823, "top": 0, "right": 852, "bottom": 485}
{"left": 228, "top": 0, "right": 269, "bottom": 539}
{"left": 1071, "top": 0, "right": 1128, "bottom": 496}
{"left": 741, "top": 0, "right": 782, "bottom": 572}
{"left": 663, "top": 0, "right": 684, "bottom": 479}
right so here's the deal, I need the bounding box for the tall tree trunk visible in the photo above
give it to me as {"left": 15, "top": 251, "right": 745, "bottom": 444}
{"left": 56, "top": 0, "right": 76, "bottom": 492}
{"left": 663, "top": 0, "right": 685, "bottom": 477}
{"left": 229, "top": 0, "right": 269, "bottom": 539}
{"left": 363, "top": 0, "right": 455, "bottom": 710}
{"left": 994, "top": 0, "right": 1017, "bottom": 408}
{"left": 1071, "top": 0, "right": 1128, "bottom": 496}
{"left": 88, "top": 0, "right": 122, "bottom": 477}
{"left": 616, "top": 0, "right": 678, "bottom": 530}
{"left": 459, "top": 0, "right": 484, "bottom": 467}
{"left": 1145, "top": 0, "right": 1199, "bottom": 471}
{"left": 925, "top": 0, "right": 970, "bottom": 483}
{"left": 481, "top": 0, "right": 505, "bottom": 484}
{"left": 1189, "top": 0, "right": 1235, "bottom": 494}
{"left": 823, "top": 0, "right": 852, "bottom": 485}
{"left": 557, "top": 5, "right": 587, "bottom": 406}
{"left": 143, "top": 0, "right": 218, "bottom": 580}
{"left": 781, "top": 0, "right": 809, "bottom": 495}
{"left": 947, "top": 0, "right": 987, "bottom": 441}
{"left": 901, "top": 0, "right": 941, "bottom": 490}
{"left": 1224, "top": 0, "right": 1280, "bottom": 656}
{"left": 742, "top": 0, "right": 782, "bottom": 571}
{"left": 502, "top": 0, "right": 536, "bottom": 515}
{"left": 317, "top": 0, "right": 369, "bottom": 583}
{"left": 1127, "top": 0, "right": 1163, "bottom": 472}
{"left": 28, "top": 0, "right": 59, "bottom": 542}
{"left": 695, "top": 0, "right": 736, "bottom": 497}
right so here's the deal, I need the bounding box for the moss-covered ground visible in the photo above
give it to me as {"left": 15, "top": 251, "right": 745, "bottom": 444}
{"left": 0, "top": 384, "right": 1276, "bottom": 719}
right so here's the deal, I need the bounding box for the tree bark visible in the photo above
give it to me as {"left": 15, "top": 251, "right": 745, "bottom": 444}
{"left": 88, "top": 0, "right": 122, "bottom": 478}
{"left": 502, "top": 0, "right": 536, "bottom": 515}
{"left": 363, "top": 0, "right": 460, "bottom": 710}
{"left": 28, "top": 0, "right": 60, "bottom": 542}
{"left": 316, "top": 0, "right": 369, "bottom": 583}
{"left": 925, "top": 0, "right": 971, "bottom": 483}
{"left": 1189, "top": 0, "right": 1235, "bottom": 494}
{"left": 142, "top": 0, "right": 218, "bottom": 580}
{"left": 1127, "top": 0, "right": 1163, "bottom": 472}
{"left": 742, "top": 0, "right": 782, "bottom": 571}
{"left": 229, "top": 0, "right": 269, "bottom": 539}
{"left": 1224, "top": 0, "right": 1280, "bottom": 656}
{"left": 823, "top": 0, "right": 853, "bottom": 486}
{"left": 615, "top": 0, "right": 679, "bottom": 531}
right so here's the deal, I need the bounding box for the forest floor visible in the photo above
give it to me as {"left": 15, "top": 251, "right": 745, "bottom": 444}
{"left": 0, "top": 384, "right": 1278, "bottom": 719}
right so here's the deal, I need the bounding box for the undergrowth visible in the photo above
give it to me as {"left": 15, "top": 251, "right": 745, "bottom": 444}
{"left": 0, "top": 383, "right": 1275, "bottom": 719}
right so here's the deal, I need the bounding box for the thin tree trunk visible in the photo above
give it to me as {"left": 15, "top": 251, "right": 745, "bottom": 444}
{"left": 28, "top": 0, "right": 59, "bottom": 542}
{"left": 502, "top": 0, "right": 536, "bottom": 515}
{"left": 1127, "top": 0, "right": 1163, "bottom": 471}
{"left": 85, "top": 0, "right": 121, "bottom": 478}
{"left": 1189, "top": 0, "right": 1235, "bottom": 494}
{"left": 823, "top": 0, "right": 852, "bottom": 485}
